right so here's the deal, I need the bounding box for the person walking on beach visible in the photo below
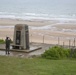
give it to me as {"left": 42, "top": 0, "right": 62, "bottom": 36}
{"left": 5, "top": 37, "right": 11, "bottom": 55}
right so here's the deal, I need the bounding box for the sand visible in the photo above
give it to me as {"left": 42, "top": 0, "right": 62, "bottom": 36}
{"left": 0, "top": 18, "right": 76, "bottom": 46}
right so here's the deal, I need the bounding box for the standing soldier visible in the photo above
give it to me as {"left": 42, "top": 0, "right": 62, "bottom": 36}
{"left": 5, "top": 37, "right": 11, "bottom": 55}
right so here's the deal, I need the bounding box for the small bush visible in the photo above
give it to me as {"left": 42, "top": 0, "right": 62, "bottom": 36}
{"left": 71, "top": 49, "right": 76, "bottom": 58}
{"left": 0, "top": 39, "right": 5, "bottom": 44}
{"left": 41, "top": 46, "right": 70, "bottom": 59}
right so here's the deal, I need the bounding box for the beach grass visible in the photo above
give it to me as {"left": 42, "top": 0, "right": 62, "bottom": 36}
{"left": 0, "top": 56, "right": 76, "bottom": 75}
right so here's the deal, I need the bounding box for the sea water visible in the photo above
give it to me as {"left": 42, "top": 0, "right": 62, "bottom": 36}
{"left": 0, "top": 0, "right": 76, "bottom": 33}
{"left": 0, "top": 0, "right": 76, "bottom": 21}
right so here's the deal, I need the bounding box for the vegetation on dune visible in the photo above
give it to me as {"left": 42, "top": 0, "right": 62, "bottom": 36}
{"left": 0, "top": 39, "right": 76, "bottom": 75}
{"left": 41, "top": 46, "right": 76, "bottom": 59}
{"left": 0, "top": 39, "right": 5, "bottom": 44}
{"left": 0, "top": 56, "right": 76, "bottom": 75}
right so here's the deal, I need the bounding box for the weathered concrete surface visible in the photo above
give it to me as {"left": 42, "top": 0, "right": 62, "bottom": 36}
{"left": 0, "top": 43, "right": 54, "bottom": 58}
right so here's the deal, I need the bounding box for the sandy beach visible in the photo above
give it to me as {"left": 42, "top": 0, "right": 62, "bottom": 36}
{"left": 0, "top": 18, "right": 76, "bottom": 46}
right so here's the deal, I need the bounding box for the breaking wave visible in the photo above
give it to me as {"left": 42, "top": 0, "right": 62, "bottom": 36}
{"left": 0, "top": 12, "right": 76, "bottom": 22}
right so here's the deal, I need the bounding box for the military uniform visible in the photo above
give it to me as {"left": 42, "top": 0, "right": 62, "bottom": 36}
{"left": 5, "top": 37, "right": 11, "bottom": 54}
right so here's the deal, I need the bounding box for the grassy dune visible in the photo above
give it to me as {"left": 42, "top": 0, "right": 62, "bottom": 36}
{"left": 0, "top": 56, "right": 76, "bottom": 75}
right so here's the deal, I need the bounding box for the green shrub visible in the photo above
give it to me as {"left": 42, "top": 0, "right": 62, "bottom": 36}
{"left": 71, "top": 49, "right": 76, "bottom": 58}
{"left": 41, "top": 46, "right": 70, "bottom": 59}
{"left": 0, "top": 39, "right": 5, "bottom": 44}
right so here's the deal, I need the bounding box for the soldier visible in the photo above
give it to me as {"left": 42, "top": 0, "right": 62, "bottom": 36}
{"left": 5, "top": 37, "right": 11, "bottom": 54}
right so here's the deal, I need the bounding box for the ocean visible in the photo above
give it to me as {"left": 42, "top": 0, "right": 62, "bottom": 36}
{"left": 0, "top": 0, "right": 76, "bottom": 21}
